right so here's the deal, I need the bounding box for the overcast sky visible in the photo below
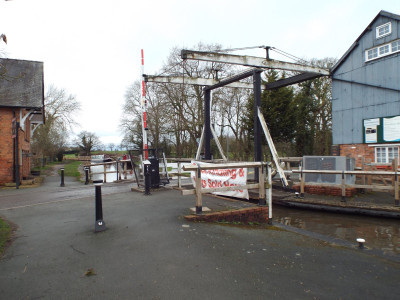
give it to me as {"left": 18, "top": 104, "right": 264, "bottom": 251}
{"left": 1, "top": 0, "right": 399, "bottom": 146}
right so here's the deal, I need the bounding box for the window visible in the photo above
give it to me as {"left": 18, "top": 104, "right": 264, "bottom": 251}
{"left": 365, "top": 39, "right": 400, "bottom": 61}
{"left": 376, "top": 22, "right": 392, "bottom": 39}
{"left": 392, "top": 40, "right": 400, "bottom": 52}
{"left": 379, "top": 44, "right": 390, "bottom": 55}
{"left": 375, "top": 146, "right": 399, "bottom": 163}
{"left": 367, "top": 48, "right": 378, "bottom": 60}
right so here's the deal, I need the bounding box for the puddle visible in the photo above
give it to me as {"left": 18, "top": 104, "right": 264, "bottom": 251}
{"left": 273, "top": 205, "right": 400, "bottom": 255}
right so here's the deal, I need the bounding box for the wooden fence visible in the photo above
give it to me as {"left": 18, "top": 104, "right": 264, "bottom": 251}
{"left": 292, "top": 169, "right": 399, "bottom": 206}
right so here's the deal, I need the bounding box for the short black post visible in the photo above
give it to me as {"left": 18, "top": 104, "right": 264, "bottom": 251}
{"left": 341, "top": 171, "right": 346, "bottom": 202}
{"left": 84, "top": 167, "right": 89, "bottom": 185}
{"left": 300, "top": 168, "right": 304, "bottom": 198}
{"left": 258, "top": 164, "right": 266, "bottom": 206}
{"left": 60, "top": 168, "right": 65, "bottom": 187}
{"left": 95, "top": 184, "right": 106, "bottom": 232}
{"left": 395, "top": 172, "right": 399, "bottom": 206}
{"left": 144, "top": 163, "right": 151, "bottom": 195}
{"left": 116, "top": 160, "right": 119, "bottom": 181}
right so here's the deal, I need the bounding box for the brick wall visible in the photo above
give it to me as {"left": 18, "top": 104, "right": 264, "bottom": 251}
{"left": 0, "top": 108, "right": 14, "bottom": 184}
{"left": 292, "top": 184, "right": 358, "bottom": 197}
{"left": 0, "top": 108, "right": 32, "bottom": 185}
{"left": 339, "top": 144, "right": 375, "bottom": 169}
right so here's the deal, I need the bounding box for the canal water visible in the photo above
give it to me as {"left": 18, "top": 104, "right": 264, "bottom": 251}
{"left": 91, "top": 163, "right": 135, "bottom": 182}
{"left": 273, "top": 205, "right": 400, "bottom": 255}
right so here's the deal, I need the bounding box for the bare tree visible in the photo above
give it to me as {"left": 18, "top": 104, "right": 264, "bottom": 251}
{"left": 45, "top": 84, "right": 81, "bottom": 131}
{"left": 32, "top": 85, "right": 81, "bottom": 160}
{"left": 154, "top": 43, "right": 234, "bottom": 156}
{"left": 120, "top": 81, "right": 144, "bottom": 150}
{"left": 121, "top": 43, "right": 250, "bottom": 158}
{"left": 75, "top": 131, "right": 102, "bottom": 156}
{"left": 214, "top": 87, "right": 252, "bottom": 159}
{"left": 108, "top": 143, "right": 115, "bottom": 152}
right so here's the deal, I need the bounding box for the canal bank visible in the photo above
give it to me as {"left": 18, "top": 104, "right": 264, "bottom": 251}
{"left": 270, "top": 185, "right": 400, "bottom": 219}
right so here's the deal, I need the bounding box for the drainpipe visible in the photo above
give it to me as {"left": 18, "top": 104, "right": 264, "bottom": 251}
{"left": 15, "top": 121, "right": 20, "bottom": 189}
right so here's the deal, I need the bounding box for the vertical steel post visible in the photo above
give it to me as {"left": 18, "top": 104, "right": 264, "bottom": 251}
{"left": 258, "top": 163, "right": 266, "bottom": 206}
{"left": 95, "top": 184, "right": 106, "bottom": 232}
{"left": 60, "top": 168, "right": 65, "bottom": 187}
{"left": 394, "top": 158, "right": 399, "bottom": 206}
{"left": 195, "top": 164, "right": 202, "bottom": 214}
{"left": 300, "top": 167, "right": 305, "bottom": 198}
{"left": 253, "top": 70, "right": 262, "bottom": 181}
{"left": 267, "top": 163, "right": 273, "bottom": 224}
{"left": 394, "top": 172, "right": 399, "bottom": 206}
{"left": 178, "top": 162, "right": 182, "bottom": 189}
{"left": 84, "top": 167, "right": 89, "bottom": 185}
{"left": 116, "top": 160, "right": 119, "bottom": 181}
{"left": 341, "top": 171, "right": 346, "bottom": 202}
{"left": 204, "top": 89, "right": 211, "bottom": 160}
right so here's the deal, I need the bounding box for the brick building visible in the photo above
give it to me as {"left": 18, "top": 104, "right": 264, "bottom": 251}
{"left": 0, "top": 58, "right": 44, "bottom": 186}
{"left": 331, "top": 11, "right": 400, "bottom": 168}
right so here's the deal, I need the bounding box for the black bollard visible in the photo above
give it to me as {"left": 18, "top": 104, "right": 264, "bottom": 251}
{"left": 95, "top": 184, "right": 106, "bottom": 232}
{"left": 60, "top": 168, "right": 65, "bottom": 187}
{"left": 341, "top": 171, "right": 346, "bottom": 203}
{"left": 116, "top": 160, "right": 119, "bottom": 181}
{"left": 84, "top": 167, "right": 89, "bottom": 185}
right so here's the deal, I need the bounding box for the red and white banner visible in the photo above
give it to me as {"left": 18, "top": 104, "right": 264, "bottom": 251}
{"left": 190, "top": 161, "right": 249, "bottom": 200}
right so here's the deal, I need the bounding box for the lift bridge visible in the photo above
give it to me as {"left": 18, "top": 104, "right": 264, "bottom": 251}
{"left": 143, "top": 46, "right": 330, "bottom": 187}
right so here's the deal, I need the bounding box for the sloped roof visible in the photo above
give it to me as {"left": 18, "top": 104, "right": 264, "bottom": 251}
{"left": 0, "top": 58, "right": 44, "bottom": 109}
{"left": 331, "top": 10, "right": 400, "bottom": 73}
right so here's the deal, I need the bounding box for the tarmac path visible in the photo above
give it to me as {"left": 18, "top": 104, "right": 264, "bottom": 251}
{"left": 0, "top": 171, "right": 399, "bottom": 299}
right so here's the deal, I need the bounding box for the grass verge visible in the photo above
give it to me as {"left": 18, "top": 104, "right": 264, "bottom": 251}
{"left": 0, "top": 217, "right": 11, "bottom": 257}
{"left": 61, "top": 160, "right": 82, "bottom": 180}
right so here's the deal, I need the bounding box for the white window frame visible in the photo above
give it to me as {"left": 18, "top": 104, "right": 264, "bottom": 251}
{"left": 392, "top": 40, "right": 400, "bottom": 52}
{"left": 376, "top": 22, "right": 392, "bottom": 39}
{"left": 373, "top": 145, "right": 399, "bottom": 164}
{"left": 365, "top": 39, "right": 400, "bottom": 62}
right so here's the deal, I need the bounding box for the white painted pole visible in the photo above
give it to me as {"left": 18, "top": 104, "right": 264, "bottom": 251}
{"left": 195, "top": 126, "right": 205, "bottom": 160}
{"left": 210, "top": 125, "right": 227, "bottom": 161}
{"left": 267, "top": 162, "right": 272, "bottom": 224}
{"left": 178, "top": 162, "right": 182, "bottom": 188}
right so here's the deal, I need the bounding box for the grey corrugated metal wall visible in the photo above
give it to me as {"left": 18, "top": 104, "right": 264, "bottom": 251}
{"left": 332, "top": 15, "right": 400, "bottom": 145}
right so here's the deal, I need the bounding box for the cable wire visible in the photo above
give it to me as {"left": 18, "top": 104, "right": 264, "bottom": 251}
{"left": 215, "top": 45, "right": 267, "bottom": 53}
{"left": 270, "top": 47, "right": 309, "bottom": 65}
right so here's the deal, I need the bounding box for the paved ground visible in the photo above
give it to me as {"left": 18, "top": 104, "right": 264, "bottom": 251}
{"left": 0, "top": 169, "right": 399, "bottom": 299}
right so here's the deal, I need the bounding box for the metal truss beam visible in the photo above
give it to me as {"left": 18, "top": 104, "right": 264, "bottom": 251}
{"left": 181, "top": 50, "right": 330, "bottom": 76}
{"left": 265, "top": 72, "right": 324, "bottom": 90}
{"left": 205, "top": 68, "right": 262, "bottom": 91}
{"left": 143, "top": 74, "right": 255, "bottom": 89}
